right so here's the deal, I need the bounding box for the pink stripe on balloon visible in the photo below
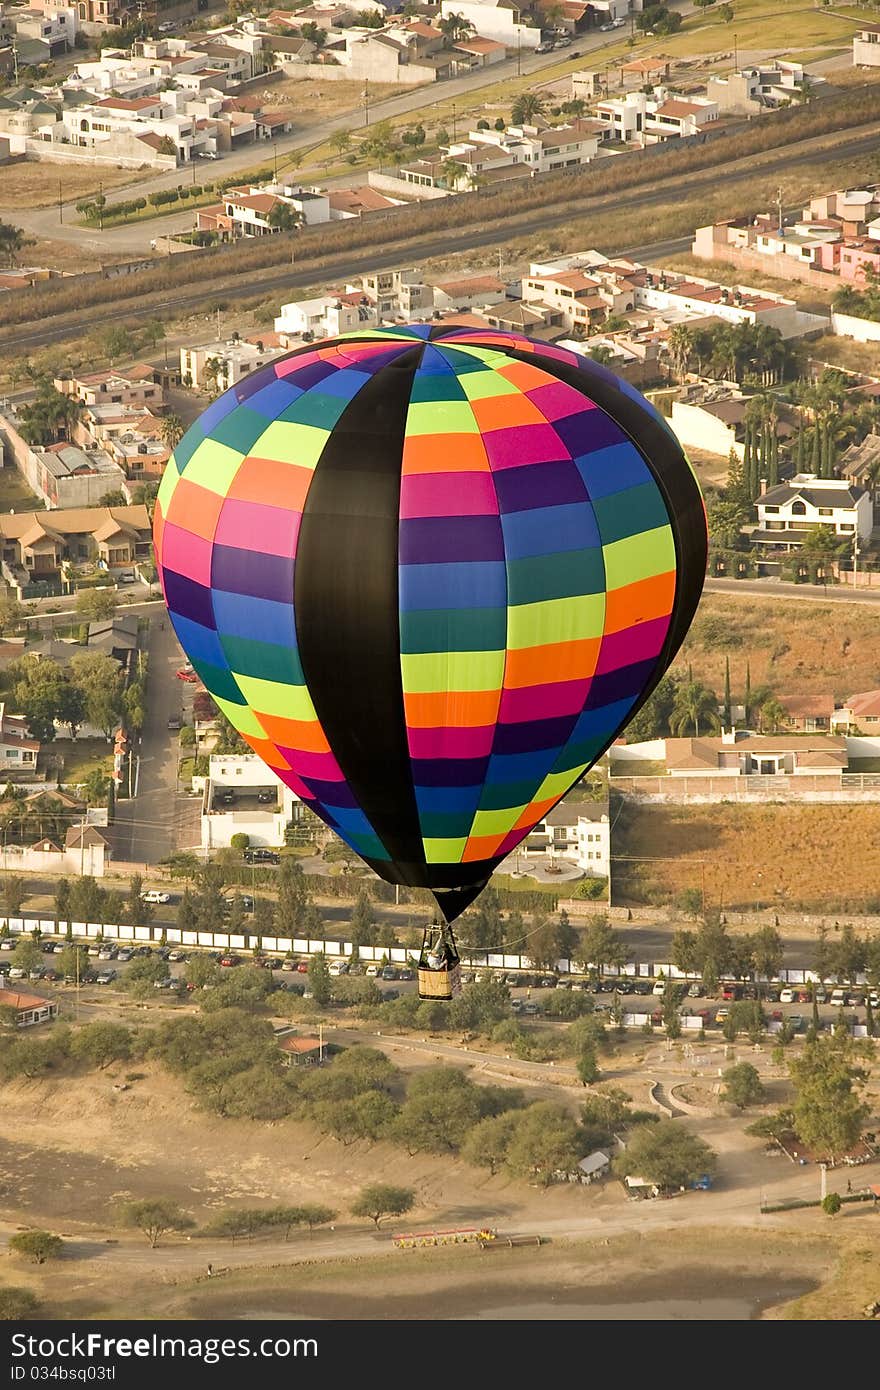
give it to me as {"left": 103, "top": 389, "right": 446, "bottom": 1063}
{"left": 483, "top": 422, "right": 568, "bottom": 470}
{"left": 277, "top": 748, "right": 344, "bottom": 781}
{"left": 407, "top": 725, "right": 497, "bottom": 759}
{"left": 498, "top": 678, "right": 592, "bottom": 724}
{"left": 399, "top": 471, "right": 498, "bottom": 519}
{"left": 277, "top": 768, "right": 315, "bottom": 801}
{"left": 596, "top": 615, "right": 670, "bottom": 674}
{"left": 214, "top": 498, "right": 301, "bottom": 557}
{"left": 496, "top": 826, "right": 531, "bottom": 858}
{"left": 159, "top": 522, "right": 213, "bottom": 588}
{"left": 526, "top": 382, "right": 596, "bottom": 422}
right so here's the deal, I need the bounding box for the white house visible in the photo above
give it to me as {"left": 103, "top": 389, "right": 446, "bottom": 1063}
{"left": 522, "top": 800, "right": 610, "bottom": 877}
{"left": 595, "top": 90, "right": 718, "bottom": 145}
{"left": 200, "top": 754, "right": 302, "bottom": 850}
{"left": 754, "top": 474, "right": 872, "bottom": 551}
{"left": 0, "top": 703, "right": 39, "bottom": 772}
{"left": 853, "top": 24, "right": 880, "bottom": 67}
{"left": 274, "top": 293, "right": 373, "bottom": 340}
{"left": 179, "top": 338, "right": 287, "bottom": 390}
{"left": 611, "top": 729, "right": 849, "bottom": 779}
{"left": 707, "top": 61, "right": 823, "bottom": 113}
{"left": 438, "top": 0, "right": 539, "bottom": 49}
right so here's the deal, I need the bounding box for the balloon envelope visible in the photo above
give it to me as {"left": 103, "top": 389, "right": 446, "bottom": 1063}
{"left": 155, "top": 326, "right": 706, "bottom": 921}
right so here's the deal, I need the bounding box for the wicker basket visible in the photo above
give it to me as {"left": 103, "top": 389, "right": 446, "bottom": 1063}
{"left": 418, "top": 962, "right": 462, "bottom": 1000}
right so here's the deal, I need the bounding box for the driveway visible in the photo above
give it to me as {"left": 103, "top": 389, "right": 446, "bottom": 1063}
{"left": 110, "top": 618, "right": 201, "bottom": 865}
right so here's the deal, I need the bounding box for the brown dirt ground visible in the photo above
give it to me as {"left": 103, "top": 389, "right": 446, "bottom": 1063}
{"left": 674, "top": 594, "right": 880, "bottom": 703}
{"left": 261, "top": 78, "right": 400, "bottom": 128}
{"left": 613, "top": 801, "right": 880, "bottom": 912}
{"left": 0, "top": 161, "right": 137, "bottom": 210}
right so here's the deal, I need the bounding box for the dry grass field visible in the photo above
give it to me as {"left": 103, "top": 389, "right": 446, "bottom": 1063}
{"left": 0, "top": 161, "right": 137, "bottom": 210}
{"left": 613, "top": 801, "right": 880, "bottom": 912}
{"left": 673, "top": 594, "right": 880, "bottom": 704}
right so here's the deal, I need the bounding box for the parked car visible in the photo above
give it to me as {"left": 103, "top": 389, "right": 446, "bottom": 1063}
{"left": 652, "top": 979, "right": 667, "bottom": 996}
{"left": 116, "top": 948, "right": 133, "bottom": 962}
{"left": 510, "top": 998, "right": 523, "bottom": 1013}
{"left": 380, "top": 967, "right": 398, "bottom": 981}
{"left": 167, "top": 716, "right": 182, "bottom": 731}
{"left": 598, "top": 21, "right": 614, "bottom": 30}
{"left": 814, "top": 985, "right": 827, "bottom": 1003}
{"left": 245, "top": 848, "right": 280, "bottom": 864}
{"left": 461, "top": 970, "right": 475, "bottom": 984}
{"left": 553, "top": 36, "right": 572, "bottom": 48}
{"left": 687, "top": 982, "right": 703, "bottom": 998}
{"left": 830, "top": 988, "right": 847, "bottom": 1007}
{"left": 779, "top": 987, "right": 797, "bottom": 1004}
{"left": 219, "top": 955, "right": 240, "bottom": 968}
{"left": 117, "top": 570, "right": 136, "bottom": 585}
{"left": 721, "top": 982, "right": 741, "bottom": 1001}
{"left": 398, "top": 968, "right": 414, "bottom": 982}
{"left": 714, "top": 1007, "right": 730, "bottom": 1025}
{"left": 257, "top": 790, "right": 274, "bottom": 805}
{"left": 536, "top": 40, "right": 554, "bottom": 52}
{"left": 142, "top": 890, "right": 171, "bottom": 905}
{"left": 538, "top": 976, "right": 556, "bottom": 989}
{"left": 281, "top": 959, "right": 298, "bottom": 972}
{"left": 95, "top": 969, "right": 116, "bottom": 985}
{"left": 522, "top": 1002, "right": 540, "bottom": 1016}
{"left": 97, "top": 947, "right": 116, "bottom": 961}
{"left": 788, "top": 1014, "right": 806, "bottom": 1032}
{"left": 365, "top": 964, "right": 380, "bottom": 977}
{"left": 0, "top": 940, "right": 14, "bottom": 951}
{"left": 176, "top": 667, "right": 198, "bottom": 682}
{"left": 295, "top": 962, "right": 308, "bottom": 974}
{"left": 166, "top": 950, "right": 187, "bottom": 963}
{"left": 612, "top": 15, "right": 626, "bottom": 25}
{"left": 328, "top": 960, "right": 348, "bottom": 976}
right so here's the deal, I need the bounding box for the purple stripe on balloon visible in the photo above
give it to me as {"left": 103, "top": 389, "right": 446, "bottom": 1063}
{"left": 596, "top": 615, "right": 670, "bottom": 674}
{"left": 399, "top": 470, "right": 498, "bottom": 520}
{"left": 163, "top": 569, "right": 215, "bottom": 630}
{"left": 399, "top": 515, "right": 505, "bottom": 564}
{"left": 214, "top": 499, "right": 301, "bottom": 558}
{"left": 498, "top": 678, "right": 592, "bottom": 724}
{"left": 407, "top": 725, "right": 497, "bottom": 760}
{"left": 491, "top": 713, "right": 575, "bottom": 755}
{"left": 553, "top": 407, "right": 625, "bottom": 457}
{"left": 211, "top": 543, "right": 294, "bottom": 604}
{"left": 411, "top": 756, "right": 490, "bottom": 787}
{"left": 585, "top": 657, "right": 659, "bottom": 708}
{"left": 493, "top": 458, "right": 588, "bottom": 514}
{"left": 483, "top": 423, "right": 569, "bottom": 470}
{"left": 301, "top": 778, "right": 361, "bottom": 809}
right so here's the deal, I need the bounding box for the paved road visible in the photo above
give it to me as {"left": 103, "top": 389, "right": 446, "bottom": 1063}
{"left": 109, "top": 617, "right": 200, "bottom": 865}
{"left": 705, "top": 577, "right": 880, "bottom": 605}
{"left": 13, "top": 116, "right": 877, "bottom": 350}
{"left": 18, "top": 2, "right": 700, "bottom": 254}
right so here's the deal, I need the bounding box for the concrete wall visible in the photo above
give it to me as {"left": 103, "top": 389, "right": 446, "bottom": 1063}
{"left": 832, "top": 310, "right": 880, "bottom": 343}
{"left": 367, "top": 169, "right": 446, "bottom": 200}
{"left": 691, "top": 233, "right": 840, "bottom": 291}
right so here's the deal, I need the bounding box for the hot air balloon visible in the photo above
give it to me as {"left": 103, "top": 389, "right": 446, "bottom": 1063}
{"left": 155, "top": 326, "right": 706, "bottom": 998}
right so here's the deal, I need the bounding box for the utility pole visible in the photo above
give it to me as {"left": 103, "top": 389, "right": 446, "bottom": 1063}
{"left": 58, "top": 180, "right": 63, "bottom": 226}
{"left": 776, "top": 186, "right": 784, "bottom": 234}
{"left": 516, "top": 33, "right": 521, "bottom": 79}
{"left": 98, "top": 180, "right": 103, "bottom": 232}
{"left": 363, "top": 79, "right": 370, "bottom": 127}
{"left": 451, "top": 103, "right": 457, "bottom": 142}
{"left": 272, "top": 139, "right": 278, "bottom": 181}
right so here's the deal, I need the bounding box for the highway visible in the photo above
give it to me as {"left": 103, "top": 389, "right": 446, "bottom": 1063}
{"left": 8, "top": 119, "right": 878, "bottom": 351}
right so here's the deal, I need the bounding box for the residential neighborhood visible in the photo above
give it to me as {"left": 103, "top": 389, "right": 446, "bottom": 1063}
{"left": 0, "top": 0, "right": 879, "bottom": 1335}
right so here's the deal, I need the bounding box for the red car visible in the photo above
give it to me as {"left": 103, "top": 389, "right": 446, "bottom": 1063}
{"left": 296, "top": 962, "right": 309, "bottom": 973}
{"left": 176, "top": 667, "right": 198, "bottom": 682}
{"left": 219, "top": 955, "right": 240, "bottom": 968}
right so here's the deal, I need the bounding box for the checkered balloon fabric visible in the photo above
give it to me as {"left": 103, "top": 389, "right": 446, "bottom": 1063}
{"left": 155, "top": 325, "right": 706, "bottom": 917}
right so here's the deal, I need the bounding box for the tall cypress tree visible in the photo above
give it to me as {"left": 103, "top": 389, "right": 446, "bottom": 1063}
{"left": 810, "top": 422, "right": 821, "bottom": 474}
{"left": 723, "top": 656, "right": 732, "bottom": 728}
{"left": 768, "top": 429, "right": 779, "bottom": 486}
{"left": 744, "top": 661, "right": 752, "bottom": 727}
{"left": 796, "top": 417, "right": 805, "bottom": 471}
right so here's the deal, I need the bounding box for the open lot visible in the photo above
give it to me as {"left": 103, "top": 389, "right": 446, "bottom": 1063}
{"left": 0, "top": 161, "right": 136, "bottom": 211}
{"left": 613, "top": 800, "right": 880, "bottom": 912}
{"left": 674, "top": 593, "right": 880, "bottom": 703}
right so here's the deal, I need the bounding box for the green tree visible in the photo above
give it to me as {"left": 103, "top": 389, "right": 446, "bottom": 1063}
{"left": 669, "top": 677, "right": 720, "bottom": 738}
{"left": 349, "top": 889, "right": 376, "bottom": 947}
{"left": 789, "top": 1035, "right": 869, "bottom": 1161}
{"left": 8, "top": 1231, "right": 63, "bottom": 1264}
{"left": 511, "top": 93, "right": 546, "bottom": 126}
{"left": 821, "top": 1192, "right": 842, "bottom": 1217}
{"left": 721, "top": 1061, "right": 766, "bottom": 1110}
{"left": 330, "top": 128, "right": 352, "bottom": 158}
{"left": 615, "top": 1119, "right": 717, "bottom": 1189}
{"left": 267, "top": 202, "right": 301, "bottom": 233}
{"left": 160, "top": 414, "right": 185, "bottom": 449}
{"left": 504, "top": 1101, "right": 581, "bottom": 1185}
{"left": 0, "top": 1287, "right": 41, "bottom": 1319}
{"left": 576, "top": 1042, "right": 600, "bottom": 1086}
{"left": 392, "top": 1066, "right": 481, "bottom": 1154}
{"left": 461, "top": 1111, "right": 519, "bottom": 1175}
{"left": 11, "top": 939, "right": 42, "bottom": 975}
{"left": 75, "top": 588, "right": 117, "bottom": 623}
{"left": 581, "top": 917, "right": 624, "bottom": 975}
{"left": 307, "top": 952, "right": 332, "bottom": 1007}
{"left": 467, "top": 885, "right": 503, "bottom": 948}
{"left": 0, "top": 219, "right": 35, "bottom": 268}
{"left": 350, "top": 1183, "right": 414, "bottom": 1228}
{"left": 118, "top": 1199, "right": 194, "bottom": 1248}
{"left": 71, "top": 1021, "right": 133, "bottom": 1071}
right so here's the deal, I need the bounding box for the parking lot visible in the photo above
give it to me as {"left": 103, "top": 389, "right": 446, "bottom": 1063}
{"left": 2, "top": 937, "right": 875, "bottom": 1031}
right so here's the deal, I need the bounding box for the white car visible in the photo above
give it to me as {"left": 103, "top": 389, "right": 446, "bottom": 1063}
{"left": 612, "top": 16, "right": 626, "bottom": 26}
{"left": 7, "top": 966, "right": 25, "bottom": 979}
{"left": 328, "top": 960, "right": 348, "bottom": 976}
{"left": 830, "top": 988, "right": 847, "bottom": 1006}
{"left": 652, "top": 979, "right": 667, "bottom": 996}
{"left": 365, "top": 964, "right": 379, "bottom": 977}
{"left": 779, "top": 987, "right": 797, "bottom": 1004}
{"left": 142, "top": 890, "right": 171, "bottom": 905}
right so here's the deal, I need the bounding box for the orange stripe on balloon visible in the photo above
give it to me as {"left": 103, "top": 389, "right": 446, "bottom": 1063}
{"left": 401, "top": 432, "right": 491, "bottom": 474}
{"left": 503, "top": 637, "right": 601, "bottom": 690}
{"left": 462, "top": 833, "right": 508, "bottom": 862}
{"left": 604, "top": 570, "right": 676, "bottom": 633}
{"left": 256, "top": 714, "right": 330, "bottom": 753}
{"left": 404, "top": 689, "right": 502, "bottom": 728}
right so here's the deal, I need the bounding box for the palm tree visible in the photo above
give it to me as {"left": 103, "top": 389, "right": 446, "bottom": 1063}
{"left": 203, "top": 356, "right": 225, "bottom": 398}
{"left": 669, "top": 679, "right": 720, "bottom": 738}
{"left": 511, "top": 92, "right": 546, "bottom": 127}
{"left": 667, "top": 325, "right": 693, "bottom": 382}
{"left": 438, "top": 12, "right": 474, "bottom": 44}
{"left": 160, "top": 414, "right": 185, "bottom": 449}
{"left": 440, "top": 158, "right": 469, "bottom": 191}
{"left": 757, "top": 697, "right": 786, "bottom": 734}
